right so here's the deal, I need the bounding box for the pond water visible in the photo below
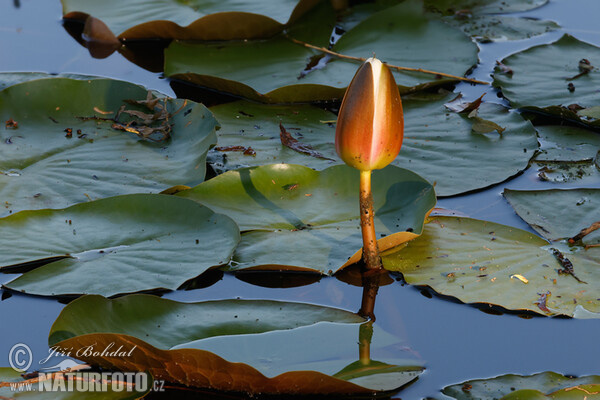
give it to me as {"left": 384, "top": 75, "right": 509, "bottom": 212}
{"left": 1, "top": 0, "right": 599, "bottom": 399}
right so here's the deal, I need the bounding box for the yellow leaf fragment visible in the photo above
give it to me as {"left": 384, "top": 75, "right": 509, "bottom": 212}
{"left": 510, "top": 274, "right": 529, "bottom": 284}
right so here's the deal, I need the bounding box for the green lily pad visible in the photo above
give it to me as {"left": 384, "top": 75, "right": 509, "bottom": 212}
{"left": 443, "top": 372, "right": 600, "bottom": 400}
{"left": 399, "top": 94, "right": 538, "bottom": 196}
{"left": 521, "top": 104, "right": 600, "bottom": 131}
{"left": 535, "top": 160, "right": 600, "bottom": 183}
{"left": 49, "top": 294, "right": 364, "bottom": 345}
{"left": 175, "top": 164, "right": 436, "bottom": 274}
{"left": 62, "top": 0, "right": 321, "bottom": 41}
{"left": 49, "top": 294, "right": 423, "bottom": 395}
{"left": 207, "top": 101, "right": 338, "bottom": 174}
{"left": 424, "top": 0, "right": 548, "bottom": 15}
{"left": 165, "top": 0, "right": 478, "bottom": 103}
{"left": 0, "top": 194, "right": 240, "bottom": 297}
{"left": 0, "top": 73, "right": 100, "bottom": 91}
{"left": 0, "top": 78, "right": 216, "bottom": 217}
{"left": 494, "top": 34, "right": 600, "bottom": 108}
{"left": 532, "top": 125, "right": 600, "bottom": 183}
{"left": 442, "top": 15, "right": 558, "bottom": 42}
{"left": 383, "top": 216, "right": 600, "bottom": 317}
{"left": 206, "top": 94, "right": 537, "bottom": 197}
{"left": 504, "top": 189, "right": 600, "bottom": 244}
{"left": 425, "top": 0, "right": 556, "bottom": 42}
{"left": 535, "top": 125, "right": 600, "bottom": 162}
{"left": 0, "top": 368, "right": 149, "bottom": 399}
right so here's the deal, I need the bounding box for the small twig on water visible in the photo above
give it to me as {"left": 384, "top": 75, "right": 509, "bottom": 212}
{"left": 286, "top": 36, "right": 490, "bottom": 85}
{"left": 568, "top": 221, "right": 600, "bottom": 244}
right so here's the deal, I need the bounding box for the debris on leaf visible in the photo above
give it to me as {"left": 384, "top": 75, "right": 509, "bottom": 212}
{"left": 214, "top": 145, "right": 256, "bottom": 156}
{"left": 495, "top": 61, "right": 513, "bottom": 75}
{"left": 279, "top": 122, "right": 335, "bottom": 161}
{"left": 535, "top": 291, "right": 552, "bottom": 313}
{"left": 550, "top": 248, "right": 587, "bottom": 284}
{"left": 444, "top": 93, "right": 485, "bottom": 113}
{"left": 510, "top": 274, "right": 529, "bottom": 284}
{"left": 567, "top": 58, "right": 594, "bottom": 80}
{"left": 125, "top": 90, "right": 160, "bottom": 111}
{"left": 577, "top": 106, "right": 600, "bottom": 119}
{"left": 76, "top": 91, "right": 183, "bottom": 142}
{"left": 5, "top": 118, "right": 18, "bottom": 129}
{"left": 569, "top": 221, "right": 600, "bottom": 244}
{"left": 468, "top": 109, "right": 506, "bottom": 134}
{"left": 93, "top": 107, "right": 113, "bottom": 115}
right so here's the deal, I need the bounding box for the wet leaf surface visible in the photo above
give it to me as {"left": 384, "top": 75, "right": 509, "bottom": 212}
{"left": 62, "top": 0, "right": 320, "bottom": 41}
{"left": 49, "top": 295, "right": 423, "bottom": 395}
{"left": 383, "top": 216, "right": 600, "bottom": 317}
{"left": 443, "top": 371, "right": 600, "bottom": 400}
{"left": 441, "top": 15, "right": 558, "bottom": 42}
{"left": 504, "top": 189, "right": 600, "bottom": 245}
{"left": 425, "top": 0, "right": 556, "bottom": 42}
{"left": 0, "top": 194, "right": 240, "bottom": 297}
{"left": 399, "top": 93, "right": 538, "bottom": 196}
{"left": 425, "top": 0, "right": 548, "bottom": 15}
{"left": 175, "top": 164, "right": 436, "bottom": 274}
{"left": 207, "top": 101, "right": 339, "bottom": 173}
{"left": 494, "top": 34, "right": 600, "bottom": 108}
{"left": 165, "top": 0, "right": 478, "bottom": 102}
{"left": 0, "top": 77, "right": 217, "bottom": 217}
{"left": 207, "top": 95, "right": 537, "bottom": 197}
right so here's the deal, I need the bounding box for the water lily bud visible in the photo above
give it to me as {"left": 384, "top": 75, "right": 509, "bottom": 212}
{"left": 335, "top": 57, "right": 404, "bottom": 171}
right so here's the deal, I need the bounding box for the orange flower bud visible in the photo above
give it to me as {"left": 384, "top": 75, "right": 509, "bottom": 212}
{"left": 335, "top": 58, "right": 404, "bottom": 171}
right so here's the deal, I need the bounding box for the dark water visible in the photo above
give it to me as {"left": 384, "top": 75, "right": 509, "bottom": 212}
{"left": 1, "top": 1, "right": 599, "bottom": 399}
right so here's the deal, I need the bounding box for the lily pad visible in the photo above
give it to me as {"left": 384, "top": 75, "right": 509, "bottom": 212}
{"left": 49, "top": 294, "right": 423, "bottom": 395}
{"left": 206, "top": 94, "right": 537, "bottom": 196}
{"left": 165, "top": 0, "right": 478, "bottom": 103}
{"left": 399, "top": 94, "right": 538, "bottom": 196}
{"left": 504, "top": 189, "right": 600, "bottom": 244}
{"left": 532, "top": 125, "right": 600, "bottom": 183}
{"left": 424, "top": 0, "right": 548, "bottom": 15}
{"left": 175, "top": 164, "right": 436, "bottom": 274}
{"left": 0, "top": 194, "right": 240, "bottom": 297}
{"left": 442, "top": 15, "right": 558, "bottom": 42}
{"left": 62, "top": 0, "right": 321, "bottom": 41}
{"left": 443, "top": 372, "right": 600, "bottom": 400}
{"left": 0, "top": 72, "right": 100, "bottom": 91}
{"left": 535, "top": 125, "right": 600, "bottom": 162}
{"left": 0, "top": 368, "right": 149, "bottom": 399}
{"left": 383, "top": 216, "right": 600, "bottom": 317}
{"left": 425, "top": 0, "right": 556, "bottom": 42}
{"left": 207, "top": 101, "right": 338, "bottom": 174}
{"left": 0, "top": 77, "right": 216, "bottom": 217}
{"left": 494, "top": 34, "right": 600, "bottom": 108}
